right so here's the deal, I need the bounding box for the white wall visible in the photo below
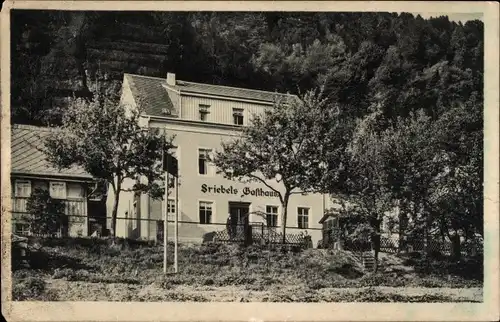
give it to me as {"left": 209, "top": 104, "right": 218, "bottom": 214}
{"left": 132, "top": 119, "right": 328, "bottom": 246}
{"left": 180, "top": 95, "right": 270, "bottom": 125}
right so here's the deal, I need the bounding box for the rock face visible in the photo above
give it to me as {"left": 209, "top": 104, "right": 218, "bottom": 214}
{"left": 11, "top": 11, "right": 484, "bottom": 128}
{"left": 11, "top": 11, "right": 180, "bottom": 125}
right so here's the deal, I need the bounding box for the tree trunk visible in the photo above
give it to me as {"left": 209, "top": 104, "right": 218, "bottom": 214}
{"left": 451, "top": 233, "right": 461, "bottom": 261}
{"left": 281, "top": 194, "right": 289, "bottom": 245}
{"left": 111, "top": 189, "right": 121, "bottom": 238}
{"left": 370, "top": 215, "right": 381, "bottom": 272}
{"left": 398, "top": 210, "right": 407, "bottom": 253}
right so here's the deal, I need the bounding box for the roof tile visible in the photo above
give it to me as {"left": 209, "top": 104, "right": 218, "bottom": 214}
{"left": 124, "top": 73, "right": 293, "bottom": 117}
{"left": 11, "top": 125, "right": 94, "bottom": 179}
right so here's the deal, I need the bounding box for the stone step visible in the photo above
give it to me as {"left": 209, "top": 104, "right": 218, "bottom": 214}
{"left": 361, "top": 252, "right": 375, "bottom": 270}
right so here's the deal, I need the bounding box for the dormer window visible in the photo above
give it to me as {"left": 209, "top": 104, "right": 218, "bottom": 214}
{"left": 233, "top": 108, "right": 244, "bottom": 125}
{"left": 199, "top": 104, "right": 210, "bottom": 121}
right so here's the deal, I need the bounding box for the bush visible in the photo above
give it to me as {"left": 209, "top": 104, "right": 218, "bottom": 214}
{"left": 25, "top": 188, "right": 66, "bottom": 236}
{"left": 328, "top": 262, "right": 363, "bottom": 279}
{"left": 12, "top": 276, "right": 58, "bottom": 301}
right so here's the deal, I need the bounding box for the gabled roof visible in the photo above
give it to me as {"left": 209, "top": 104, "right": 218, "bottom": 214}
{"left": 10, "top": 124, "right": 94, "bottom": 180}
{"left": 174, "top": 80, "right": 289, "bottom": 103}
{"left": 123, "top": 73, "right": 294, "bottom": 117}
{"left": 125, "top": 74, "right": 178, "bottom": 117}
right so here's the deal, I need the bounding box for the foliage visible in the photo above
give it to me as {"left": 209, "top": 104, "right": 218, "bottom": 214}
{"left": 25, "top": 187, "right": 66, "bottom": 236}
{"left": 213, "top": 88, "right": 346, "bottom": 242}
{"left": 43, "top": 88, "right": 175, "bottom": 236}
{"left": 11, "top": 238, "right": 482, "bottom": 301}
{"left": 11, "top": 12, "right": 483, "bottom": 125}
{"left": 12, "top": 276, "right": 58, "bottom": 301}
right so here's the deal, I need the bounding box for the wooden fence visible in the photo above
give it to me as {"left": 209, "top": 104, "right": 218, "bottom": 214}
{"left": 342, "top": 235, "right": 480, "bottom": 257}
{"left": 213, "top": 223, "right": 310, "bottom": 248}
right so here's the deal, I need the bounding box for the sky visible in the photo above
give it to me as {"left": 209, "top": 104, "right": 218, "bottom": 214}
{"left": 413, "top": 12, "right": 483, "bottom": 23}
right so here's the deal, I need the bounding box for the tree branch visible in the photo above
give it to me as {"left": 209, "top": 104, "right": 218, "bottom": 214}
{"left": 245, "top": 173, "right": 284, "bottom": 204}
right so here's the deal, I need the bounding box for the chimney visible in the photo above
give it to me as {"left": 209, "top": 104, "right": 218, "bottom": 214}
{"left": 166, "top": 73, "right": 176, "bottom": 86}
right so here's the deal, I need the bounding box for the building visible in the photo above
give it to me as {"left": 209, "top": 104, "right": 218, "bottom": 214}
{"left": 112, "top": 73, "right": 334, "bottom": 246}
{"left": 10, "top": 124, "right": 106, "bottom": 236}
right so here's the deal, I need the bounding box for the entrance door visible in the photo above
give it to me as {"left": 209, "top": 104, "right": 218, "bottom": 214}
{"left": 228, "top": 202, "right": 250, "bottom": 240}
{"left": 229, "top": 202, "right": 250, "bottom": 225}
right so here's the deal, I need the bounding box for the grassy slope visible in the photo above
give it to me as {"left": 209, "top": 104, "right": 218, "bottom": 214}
{"left": 12, "top": 237, "right": 483, "bottom": 302}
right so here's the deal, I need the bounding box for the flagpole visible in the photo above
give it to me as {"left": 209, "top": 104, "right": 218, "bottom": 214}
{"left": 174, "top": 176, "right": 179, "bottom": 273}
{"left": 163, "top": 169, "right": 169, "bottom": 274}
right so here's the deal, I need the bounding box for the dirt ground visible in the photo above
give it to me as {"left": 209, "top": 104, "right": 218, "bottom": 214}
{"left": 44, "top": 279, "right": 482, "bottom": 302}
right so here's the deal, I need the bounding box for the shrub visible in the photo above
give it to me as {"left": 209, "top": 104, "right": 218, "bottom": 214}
{"left": 12, "top": 276, "right": 58, "bottom": 301}
{"left": 307, "top": 278, "right": 328, "bottom": 290}
{"left": 328, "top": 262, "right": 363, "bottom": 279}
{"left": 163, "top": 292, "right": 209, "bottom": 302}
{"left": 25, "top": 188, "right": 66, "bottom": 236}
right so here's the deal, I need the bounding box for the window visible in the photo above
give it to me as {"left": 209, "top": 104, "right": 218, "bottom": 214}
{"left": 14, "top": 223, "right": 30, "bottom": 235}
{"left": 67, "top": 183, "right": 84, "bottom": 199}
{"left": 165, "top": 146, "right": 179, "bottom": 176}
{"left": 199, "top": 104, "right": 210, "bottom": 121}
{"left": 297, "top": 207, "right": 309, "bottom": 229}
{"left": 15, "top": 180, "right": 31, "bottom": 197}
{"left": 166, "top": 199, "right": 175, "bottom": 220}
{"left": 199, "top": 201, "right": 213, "bottom": 224}
{"left": 198, "top": 149, "right": 212, "bottom": 175}
{"left": 50, "top": 182, "right": 67, "bottom": 199}
{"left": 266, "top": 205, "right": 278, "bottom": 227}
{"left": 233, "top": 108, "right": 244, "bottom": 125}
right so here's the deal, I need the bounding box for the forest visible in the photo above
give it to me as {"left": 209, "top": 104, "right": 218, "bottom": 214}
{"left": 11, "top": 11, "right": 483, "bottom": 125}
{"left": 10, "top": 10, "right": 483, "bottom": 259}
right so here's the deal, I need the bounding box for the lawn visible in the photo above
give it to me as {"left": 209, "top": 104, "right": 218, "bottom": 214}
{"left": 11, "top": 237, "right": 483, "bottom": 302}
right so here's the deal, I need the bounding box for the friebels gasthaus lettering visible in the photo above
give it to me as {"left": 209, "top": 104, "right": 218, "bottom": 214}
{"left": 201, "top": 184, "right": 279, "bottom": 197}
{"left": 201, "top": 183, "right": 238, "bottom": 194}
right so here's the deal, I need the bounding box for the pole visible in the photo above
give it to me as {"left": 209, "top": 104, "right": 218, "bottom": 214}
{"left": 163, "top": 170, "right": 169, "bottom": 274}
{"left": 174, "top": 176, "right": 179, "bottom": 273}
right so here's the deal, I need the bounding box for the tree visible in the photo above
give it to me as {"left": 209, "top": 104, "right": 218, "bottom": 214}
{"left": 427, "top": 98, "right": 483, "bottom": 260}
{"left": 25, "top": 188, "right": 66, "bottom": 236}
{"left": 44, "top": 90, "right": 175, "bottom": 237}
{"left": 327, "top": 110, "right": 396, "bottom": 271}
{"left": 213, "top": 88, "right": 346, "bottom": 243}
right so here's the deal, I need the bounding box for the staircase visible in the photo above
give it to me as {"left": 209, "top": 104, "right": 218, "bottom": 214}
{"left": 361, "top": 252, "right": 375, "bottom": 271}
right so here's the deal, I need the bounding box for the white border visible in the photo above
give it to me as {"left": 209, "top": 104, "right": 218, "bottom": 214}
{"left": 1, "top": 1, "right": 498, "bottom": 322}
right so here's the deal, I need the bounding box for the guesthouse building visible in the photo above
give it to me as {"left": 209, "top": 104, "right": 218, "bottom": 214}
{"left": 112, "top": 73, "right": 335, "bottom": 246}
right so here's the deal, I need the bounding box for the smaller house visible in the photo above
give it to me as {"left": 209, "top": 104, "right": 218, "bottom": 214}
{"left": 10, "top": 124, "right": 106, "bottom": 237}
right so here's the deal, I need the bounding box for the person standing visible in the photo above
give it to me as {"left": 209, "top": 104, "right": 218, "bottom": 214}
{"left": 226, "top": 213, "right": 232, "bottom": 240}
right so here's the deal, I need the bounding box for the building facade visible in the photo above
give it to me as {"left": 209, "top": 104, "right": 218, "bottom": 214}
{"left": 10, "top": 125, "right": 106, "bottom": 237}
{"left": 111, "top": 73, "right": 334, "bottom": 246}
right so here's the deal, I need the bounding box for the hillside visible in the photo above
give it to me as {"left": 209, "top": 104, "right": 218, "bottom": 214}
{"left": 11, "top": 11, "right": 483, "bottom": 126}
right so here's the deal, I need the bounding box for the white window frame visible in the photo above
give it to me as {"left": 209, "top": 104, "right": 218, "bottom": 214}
{"left": 297, "top": 207, "right": 310, "bottom": 229}
{"left": 233, "top": 108, "right": 244, "bottom": 125}
{"left": 15, "top": 180, "right": 31, "bottom": 198}
{"left": 198, "top": 148, "right": 213, "bottom": 176}
{"left": 49, "top": 181, "right": 67, "bottom": 199}
{"left": 164, "top": 198, "right": 176, "bottom": 221}
{"left": 198, "top": 200, "right": 214, "bottom": 224}
{"left": 14, "top": 222, "right": 31, "bottom": 236}
{"left": 199, "top": 104, "right": 210, "bottom": 121}
{"left": 67, "top": 183, "right": 84, "bottom": 200}
{"left": 265, "top": 205, "right": 279, "bottom": 227}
